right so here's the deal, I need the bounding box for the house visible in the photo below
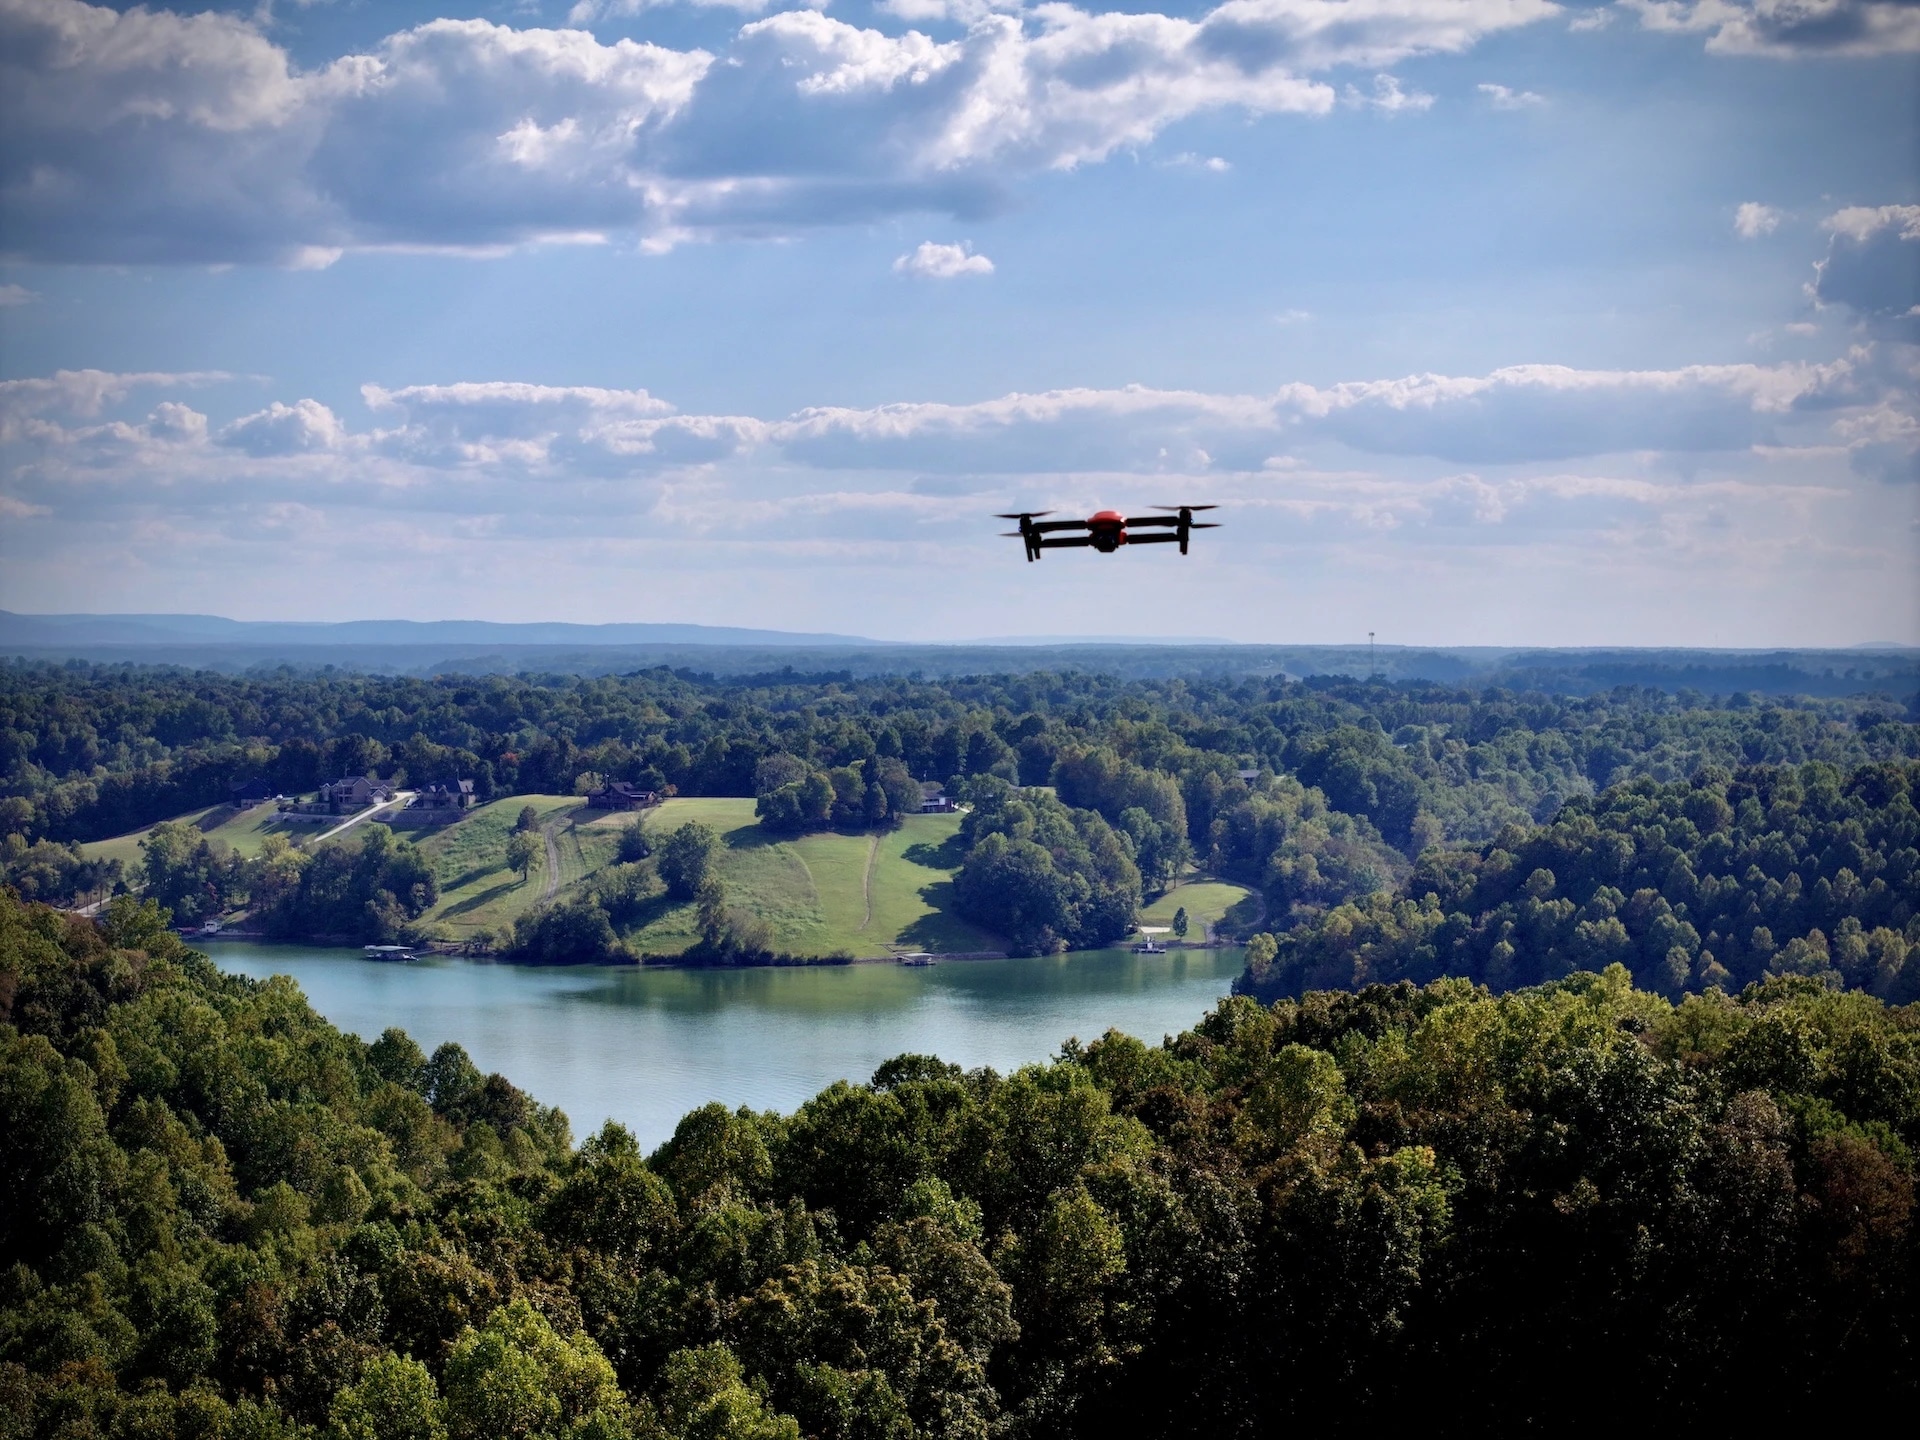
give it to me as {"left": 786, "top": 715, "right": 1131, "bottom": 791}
{"left": 229, "top": 777, "right": 275, "bottom": 806}
{"left": 586, "top": 781, "right": 659, "bottom": 811}
{"left": 419, "top": 780, "right": 476, "bottom": 809}
{"left": 319, "top": 775, "right": 393, "bottom": 813}
{"left": 1237, "top": 768, "right": 1261, "bottom": 783}
{"left": 919, "top": 783, "right": 957, "bottom": 814}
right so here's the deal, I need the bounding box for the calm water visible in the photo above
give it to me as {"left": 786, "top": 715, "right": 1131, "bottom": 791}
{"left": 208, "top": 943, "right": 1244, "bottom": 1147}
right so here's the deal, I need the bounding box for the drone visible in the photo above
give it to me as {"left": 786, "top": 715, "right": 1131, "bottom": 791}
{"left": 998, "top": 505, "right": 1220, "bottom": 561}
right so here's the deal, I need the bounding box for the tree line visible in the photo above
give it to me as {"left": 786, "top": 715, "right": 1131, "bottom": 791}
{"left": 5, "top": 661, "right": 1911, "bottom": 856}
{"left": 1237, "top": 759, "right": 1920, "bottom": 1005}
{"left": 3, "top": 889, "right": 1914, "bottom": 1436}
{"left": 135, "top": 820, "right": 438, "bottom": 943}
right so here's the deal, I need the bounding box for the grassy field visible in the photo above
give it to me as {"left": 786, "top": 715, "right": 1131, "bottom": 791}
{"left": 1140, "top": 879, "right": 1260, "bottom": 937}
{"left": 620, "top": 799, "right": 1001, "bottom": 958}
{"left": 416, "top": 795, "right": 591, "bottom": 939}
{"left": 82, "top": 791, "right": 1002, "bottom": 957}
{"left": 80, "top": 802, "right": 317, "bottom": 870}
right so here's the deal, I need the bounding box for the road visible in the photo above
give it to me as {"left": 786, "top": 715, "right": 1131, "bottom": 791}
{"left": 540, "top": 823, "right": 562, "bottom": 902}
{"left": 311, "top": 791, "right": 414, "bottom": 845}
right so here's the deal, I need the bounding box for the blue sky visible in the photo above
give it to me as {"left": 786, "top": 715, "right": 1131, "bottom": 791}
{"left": 1, "top": 0, "right": 1915, "bottom": 644}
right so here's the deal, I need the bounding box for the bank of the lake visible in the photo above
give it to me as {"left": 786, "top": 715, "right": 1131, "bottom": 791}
{"left": 207, "top": 940, "right": 1245, "bottom": 1147}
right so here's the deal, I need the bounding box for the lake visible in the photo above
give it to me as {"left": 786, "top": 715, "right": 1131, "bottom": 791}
{"left": 208, "top": 943, "right": 1245, "bottom": 1147}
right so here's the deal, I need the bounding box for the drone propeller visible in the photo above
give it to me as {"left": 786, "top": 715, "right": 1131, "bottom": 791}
{"left": 994, "top": 511, "right": 1055, "bottom": 520}
{"left": 1151, "top": 504, "right": 1219, "bottom": 512}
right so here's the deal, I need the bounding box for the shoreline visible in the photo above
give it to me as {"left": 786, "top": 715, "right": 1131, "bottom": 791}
{"left": 190, "top": 933, "right": 1239, "bottom": 970}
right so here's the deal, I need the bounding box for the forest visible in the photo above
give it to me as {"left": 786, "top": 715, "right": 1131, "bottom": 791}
{"left": 3, "top": 888, "right": 1915, "bottom": 1437}
{"left": 1237, "top": 759, "right": 1920, "bottom": 1005}
{"left": 2, "top": 662, "right": 1917, "bottom": 969}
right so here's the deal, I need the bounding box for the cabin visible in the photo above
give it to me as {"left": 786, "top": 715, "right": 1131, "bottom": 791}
{"left": 586, "top": 781, "right": 660, "bottom": 811}
{"left": 229, "top": 777, "right": 275, "bottom": 806}
{"left": 319, "top": 775, "right": 393, "bottom": 813}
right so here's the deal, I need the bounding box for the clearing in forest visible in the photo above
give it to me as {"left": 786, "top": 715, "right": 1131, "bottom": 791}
{"left": 1138, "top": 879, "right": 1261, "bottom": 937}
{"left": 80, "top": 802, "right": 315, "bottom": 870}
{"left": 415, "top": 795, "right": 604, "bottom": 939}
{"left": 618, "top": 797, "right": 1000, "bottom": 958}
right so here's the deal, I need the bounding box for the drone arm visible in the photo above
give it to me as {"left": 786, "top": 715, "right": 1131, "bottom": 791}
{"left": 1036, "top": 535, "right": 1095, "bottom": 549}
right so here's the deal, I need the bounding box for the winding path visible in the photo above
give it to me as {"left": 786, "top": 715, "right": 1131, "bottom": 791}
{"left": 540, "top": 824, "right": 562, "bottom": 903}
{"left": 858, "top": 834, "right": 880, "bottom": 931}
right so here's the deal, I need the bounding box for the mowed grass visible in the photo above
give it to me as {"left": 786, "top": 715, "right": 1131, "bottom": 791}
{"left": 80, "top": 802, "right": 315, "bottom": 870}
{"left": 1140, "top": 879, "right": 1259, "bottom": 936}
{"left": 621, "top": 799, "right": 1001, "bottom": 958}
{"left": 416, "top": 795, "right": 588, "bottom": 938}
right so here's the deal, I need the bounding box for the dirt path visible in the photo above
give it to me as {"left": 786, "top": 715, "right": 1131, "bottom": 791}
{"left": 540, "top": 824, "right": 562, "bottom": 902}
{"left": 858, "top": 834, "right": 880, "bottom": 931}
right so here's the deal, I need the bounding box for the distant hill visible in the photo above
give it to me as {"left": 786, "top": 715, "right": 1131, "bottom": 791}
{"left": 0, "top": 611, "right": 1913, "bottom": 699}
{"left": 0, "top": 611, "right": 886, "bottom": 649}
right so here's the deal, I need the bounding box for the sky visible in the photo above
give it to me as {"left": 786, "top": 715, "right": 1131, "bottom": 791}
{"left": 0, "top": 0, "right": 1916, "bottom": 646}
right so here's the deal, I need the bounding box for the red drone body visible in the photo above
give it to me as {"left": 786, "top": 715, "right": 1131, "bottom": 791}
{"left": 997, "top": 506, "right": 1219, "bottom": 561}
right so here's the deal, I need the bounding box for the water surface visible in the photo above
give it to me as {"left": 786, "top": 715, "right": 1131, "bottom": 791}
{"left": 209, "top": 943, "right": 1243, "bottom": 1147}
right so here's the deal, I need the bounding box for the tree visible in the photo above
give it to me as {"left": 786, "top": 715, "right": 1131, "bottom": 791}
{"left": 658, "top": 822, "right": 719, "bottom": 900}
{"left": 442, "top": 1300, "right": 631, "bottom": 1440}
{"left": 616, "top": 820, "right": 651, "bottom": 863}
{"left": 1172, "top": 906, "right": 1189, "bottom": 939}
{"left": 329, "top": 1354, "right": 446, "bottom": 1440}
{"left": 506, "top": 830, "right": 540, "bottom": 885}
{"left": 515, "top": 805, "right": 540, "bottom": 833}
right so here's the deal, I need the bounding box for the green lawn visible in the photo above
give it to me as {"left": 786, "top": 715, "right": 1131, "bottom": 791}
{"left": 621, "top": 800, "right": 1001, "bottom": 958}
{"left": 79, "top": 802, "right": 315, "bottom": 870}
{"left": 85, "top": 790, "right": 1002, "bottom": 956}
{"left": 415, "top": 795, "right": 589, "bottom": 939}
{"left": 1140, "top": 879, "right": 1260, "bottom": 936}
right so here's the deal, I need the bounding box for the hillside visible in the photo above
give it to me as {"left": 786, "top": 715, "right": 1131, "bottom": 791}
{"left": 619, "top": 798, "right": 1001, "bottom": 957}
{"left": 410, "top": 796, "right": 1003, "bottom": 956}
{"left": 71, "top": 792, "right": 1000, "bottom": 957}
{"left": 79, "top": 800, "right": 316, "bottom": 870}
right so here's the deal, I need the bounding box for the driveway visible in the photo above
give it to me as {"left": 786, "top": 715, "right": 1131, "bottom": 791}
{"left": 311, "top": 791, "right": 415, "bottom": 844}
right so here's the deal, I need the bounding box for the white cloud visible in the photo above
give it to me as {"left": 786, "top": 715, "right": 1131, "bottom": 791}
{"left": 569, "top": 0, "right": 794, "bottom": 17}
{"left": 1344, "top": 73, "right": 1436, "bottom": 111}
{"left": 0, "top": 368, "right": 230, "bottom": 439}
{"left": 5, "top": 357, "right": 1912, "bottom": 639}
{"left": 1619, "top": 0, "right": 1920, "bottom": 56}
{"left": 0, "top": 284, "right": 36, "bottom": 306}
{"left": 1477, "top": 81, "right": 1544, "bottom": 107}
{"left": 1812, "top": 204, "right": 1920, "bottom": 337}
{"left": 893, "top": 240, "right": 995, "bottom": 277}
{"left": 0, "top": 0, "right": 1559, "bottom": 264}
{"left": 217, "top": 399, "right": 348, "bottom": 456}
{"left": 1734, "top": 201, "right": 1781, "bottom": 237}
{"left": 8, "top": 354, "right": 1895, "bottom": 497}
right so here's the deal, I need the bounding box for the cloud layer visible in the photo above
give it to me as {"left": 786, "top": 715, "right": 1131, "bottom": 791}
{"left": 1620, "top": 0, "right": 1920, "bottom": 56}
{"left": 1, "top": 0, "right": 1561, "bottom": 263}
{"left": 4, "top": 347, "right": 1910, "bottom": 641}
{"left": 4, "top": 346, "right": 1907, "bottom": 499}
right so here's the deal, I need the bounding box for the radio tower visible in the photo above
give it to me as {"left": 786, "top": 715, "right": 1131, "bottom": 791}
{"left": 1369, "top": 631, "right": 1376, "bottom": 680}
